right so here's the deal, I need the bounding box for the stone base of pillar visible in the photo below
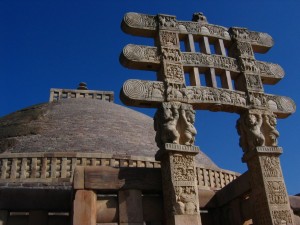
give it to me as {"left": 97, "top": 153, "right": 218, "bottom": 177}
{"left": 174, "top": 214, "right": 202, "bottom": 225}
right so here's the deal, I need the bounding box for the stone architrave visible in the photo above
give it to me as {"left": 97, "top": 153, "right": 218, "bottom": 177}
{"left": 119, "top": 11, "right": 296, "bottom": 225}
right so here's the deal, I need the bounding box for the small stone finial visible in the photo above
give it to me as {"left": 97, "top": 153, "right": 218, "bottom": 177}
{"left": 192, "top": 12, "right": 208, "bottom": 24}
{"left": 77, "top": 82, "right": 88, "bottom": 90}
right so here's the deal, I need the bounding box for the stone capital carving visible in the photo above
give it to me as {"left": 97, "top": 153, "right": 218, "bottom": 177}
{"left": 154, "top": 102, "right": 197, "bottom": 148}
{"left": 237, "top": 110, "right": 280, "bottom": 153}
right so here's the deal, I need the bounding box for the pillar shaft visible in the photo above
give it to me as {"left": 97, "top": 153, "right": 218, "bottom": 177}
{"left": 237, "top": 109, "right": 295, "bottom": 225}
{"left": 156, "top": 144, "right": 202, "bottom": 225}
{"left": 118, "top": 189, "right": 143, "bottom": 225}
{"left": 73, "top": 190, "right": 97, "bottom": 225}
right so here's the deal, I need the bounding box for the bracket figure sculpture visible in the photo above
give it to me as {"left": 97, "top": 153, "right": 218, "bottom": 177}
{"left": 154, "top": 102, "right": 197, "bottom": 148}
{"left": 119, "top": 12, "right": 296, "bottom": 225}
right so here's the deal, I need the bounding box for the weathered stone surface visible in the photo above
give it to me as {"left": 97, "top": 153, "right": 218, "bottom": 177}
{"left": 119, "top": 190, "right": 143, "bottom": 224}
{"left": 73, "top": 190, "right": 97, "bottom": 225}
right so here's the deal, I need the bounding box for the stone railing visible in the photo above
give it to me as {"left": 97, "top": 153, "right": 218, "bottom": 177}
{"left": 197, "top": 166, "right": 239, "bottom": 190}
{"left": 0, "top": 153, "right": 238, "bottom": 189}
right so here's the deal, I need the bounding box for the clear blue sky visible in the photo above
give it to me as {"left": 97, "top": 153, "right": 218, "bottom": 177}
{"left": 0, "top": 0, "right": 299, "bottom": 195}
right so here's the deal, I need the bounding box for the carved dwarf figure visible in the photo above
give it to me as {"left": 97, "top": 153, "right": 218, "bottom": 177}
{"left": 180, "top": 107, "right": 197, "bottom": 145}
{"left": 154, "top": 102, "right": 197, "bottom": 147}
{"left": 237, "top": 110, "right": 280, "bottom": 152}
{"left": 237, "top": 110, "right": 265, "bottom": 152}
{"left": 154, "top": 102, "right": 180, "bottom": 147}
{"left": 263, "top": 113, "right": 280, "bottom": 146}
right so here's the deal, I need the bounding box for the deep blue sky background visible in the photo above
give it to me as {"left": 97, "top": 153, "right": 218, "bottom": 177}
{"left": 0, "top": 0, "right": 299, "bottom": 194}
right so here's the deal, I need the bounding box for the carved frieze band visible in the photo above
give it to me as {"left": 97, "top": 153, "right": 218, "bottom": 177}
{"left": 121, "top": 79, "right": 296, "bottom": 117}
{"left": 121, "top": 44, "right": 284, "bottom": 83}
{"left": 122, "top": 12, "right": 273, "bottom": 50}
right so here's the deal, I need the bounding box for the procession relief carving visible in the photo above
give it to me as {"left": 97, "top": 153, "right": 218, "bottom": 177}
{"left": 181, "top": 52, "right": 239, "bottom": 71}
{"left": 122, "top": 44, "right": 285, "bottom": 81}
{"left": 236, "top": 110, "right": 280, "bottom": 152}
{"left": 161, "top": 48, "right": 181, "bottom": 62}
{"left": 229, "top": 27, "right": 250, "bottom": 41}
{"left": 163, "top": 63, "right": 185, "bottom": 84}
{"left": 159, "top": 31, "right": 179, "bottom": 48}
{"left": 272, "top": 210, "right": 293, "bottom": 225}
{"left": 158, "top": 15, "right": 178, "bottom": 30}
{"left": 240, "top": 58, "right": 260, "bottom": 73}
{"left": 154, "top": 102, "right": 196, "bottom": 148}
{"left": 245, "top": 73, "right": 264, "bottom": 92}
{"left": 229, "top": 42, "right": 254, "bottom": 59}
{"left": 177, "top": 21, "right": 200, "bottom": 34}
{"left": 261, "top": 156, "right": 282, "bottom": 177}
{"left": 267, "top": 181, "right": 288, "bottom": 204}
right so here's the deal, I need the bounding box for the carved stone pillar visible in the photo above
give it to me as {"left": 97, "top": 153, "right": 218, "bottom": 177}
{"left": 156, "top": 144, "right": 201, "bottom": 225}
{"left": 73, "top": 190, "right": 97, "bottom": 225}
{"left": 237, "top": 109, "right": 295, "bottom": 225}
{"left": 155, "top": 102, "right": 202, "bottom": 225}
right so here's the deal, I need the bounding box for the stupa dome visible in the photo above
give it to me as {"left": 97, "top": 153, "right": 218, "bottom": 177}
{"left": 0, "top": 98, "right": 218, "bottom": 168}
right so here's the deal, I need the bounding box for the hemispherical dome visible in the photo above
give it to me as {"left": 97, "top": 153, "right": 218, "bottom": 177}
{"left": 0, "top": 98, "right": 217, "bottom": 168}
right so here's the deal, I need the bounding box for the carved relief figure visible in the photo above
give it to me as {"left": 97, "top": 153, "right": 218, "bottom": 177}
{"left": 262, "top": 156, "right": 282, "bottom": 177}
{"left": 263, "top": 113, "right": 279, "bottom": 146}
{"left": 154, "top": 103, "right": 197, "bottom": 147}
{"left": 180, "top": 108, "right": 197, "bottom": 145}
{"left": 175, "top": 186, "right": 197, "bottom": 215}
{"left": 237, "top": 111, "right": 265, "bottom": 152}
{"left": 161, "top": 103, "right": 180, "bottom": 145}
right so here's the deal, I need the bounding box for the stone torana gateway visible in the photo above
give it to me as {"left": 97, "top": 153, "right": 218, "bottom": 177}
{"left": 0, "top": 12, "right": 299, "bottom": 225}
{"left": 120, "top": 12, "right": 297, "bottom": 225}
